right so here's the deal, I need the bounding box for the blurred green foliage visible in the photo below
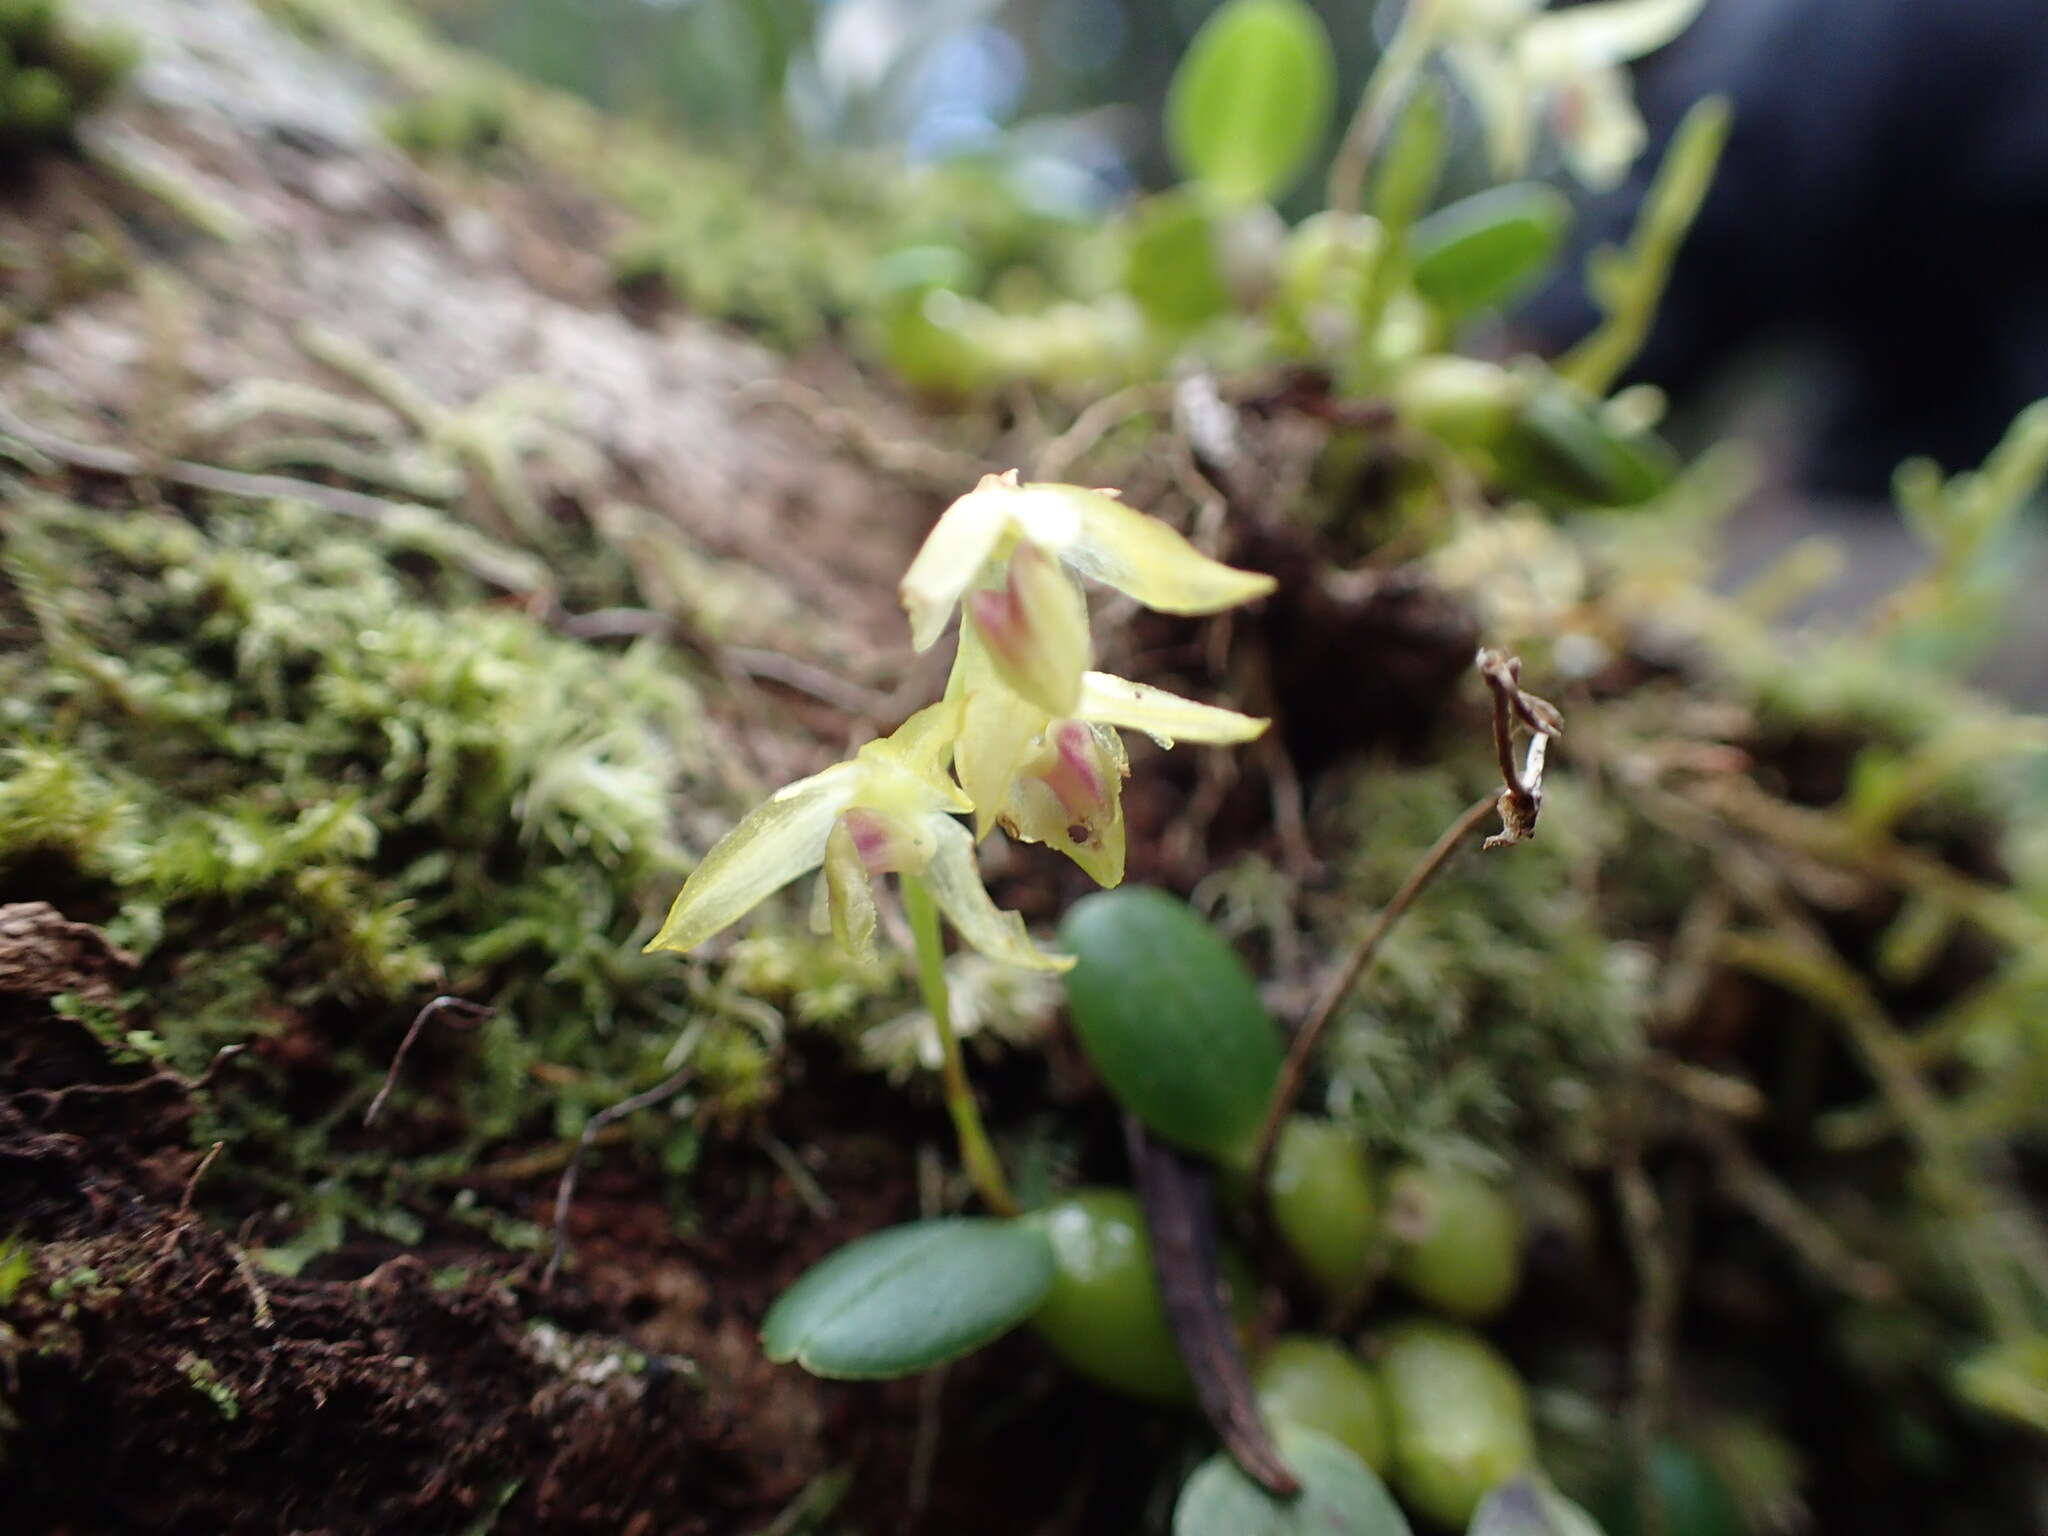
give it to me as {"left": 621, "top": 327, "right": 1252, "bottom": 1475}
{"left": 0, "top": 0, "right": 137, "bottom": 148}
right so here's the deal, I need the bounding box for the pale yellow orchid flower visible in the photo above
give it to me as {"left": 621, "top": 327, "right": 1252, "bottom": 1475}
{"left": 646, "top": 699, "right": 1070, "bottom": 972}
{"left": 899, "top": 471, "right": 1277, "bottom": 701}
{"left": 948, "top": 626, "right": 1267, "bottom": 888}
{"left": 1427, "top": 0, "right": 1703, "bottom": 189}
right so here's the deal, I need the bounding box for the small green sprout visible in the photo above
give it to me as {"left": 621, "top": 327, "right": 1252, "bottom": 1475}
{"left": 175, "top": 1353, "right": 241, "bottom": 1421}
{"left": 0, "top": 1237, "right": 32, "bottom": 1307}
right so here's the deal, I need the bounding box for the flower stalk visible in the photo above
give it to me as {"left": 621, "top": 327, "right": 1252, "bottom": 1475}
{"left": 902, "top": 873, "right": 1019, "bottom": 1217}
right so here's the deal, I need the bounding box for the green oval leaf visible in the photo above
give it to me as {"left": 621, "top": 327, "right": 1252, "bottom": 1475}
{"left": 1166, "top": 0, "right": 1335, "bottom": 204}
{"left": 761, "top": 1218, "right": 1054, "bottom": 1379}
{"left": 1123, "top": 189, "right": 1232, "bottom": 331}
{"left": 1471, "top": 1477, "right": 1608, "bottom": 1536}
{"left": 1412, "top": 184, "right": 1571, "bottom": 320}
{"left": 1059, "top": 886, "right": 1282, "bottom": 1164}
{"left": 1495, "top": 381, "right": 1675, "bottom": 507}
{"left": 1378, "top": 1319, "right": 1536, "bottom": 1528}
{"left": 1175, "top": 1425, "right": 1414, "bottom": 1536}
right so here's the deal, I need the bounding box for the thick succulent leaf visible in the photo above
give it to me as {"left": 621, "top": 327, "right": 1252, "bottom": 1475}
{"left": 761, "top": 1218, "right": 1055, "bottom": 1379}
{"left": 1372, "top": 80, "right": 1447, "bottom": 233}
{"left": 1496, "top": 381, "right": 1674, "bottom": 507}
{"left": 1174, "top": 1426, "right": 1413, "bottom": 1536}
{"left": 1166, "top": 0, "right": 1337, "bottom": 204}
{"left": 924, "top": 816, "right": 1074, "bottom": 971}
{"left": 1059, "top": 886, "right": 1282, "bottom": 1163}
{"left": 1078, "top": 671, "right": 1268, "bottom": 747}
{"left": 1412, "top": 184, "right": 1571, "bottom": 319}
{"left": 1123, "top": 189, "right": 1234, "bottom": 331}
{"left": 646, "top": 764, "right": 859, "bottom": 953}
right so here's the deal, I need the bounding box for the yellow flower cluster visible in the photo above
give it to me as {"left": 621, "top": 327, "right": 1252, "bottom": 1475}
{"left": 648, "top": 471, "right": 1275, "bottom": 970}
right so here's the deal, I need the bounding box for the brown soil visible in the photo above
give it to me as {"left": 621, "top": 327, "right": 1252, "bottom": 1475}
{"left": 0, "top": 903, "right": 1182, "bottom": 1534}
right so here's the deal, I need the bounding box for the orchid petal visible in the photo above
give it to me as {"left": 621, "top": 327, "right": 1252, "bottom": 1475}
{"left": 1002, "top": 721, "right": 1128, "bottom": 888}
{"left": 1424, "top": 0, "right": 1542, "bottom": 37}
{"left": 966, "top": 539, "right": 1091, "bottom": 717}
{"left": 1547, "top": 66, "right": 1647, "bottom": 190}
{"left": 900, "top": 471, "right": 1019, "bottom": 651}
{"left": 1020, "top": 484, "right": 1277, "bottom": 615}
{"left": 1076, "top": 671, "right": 1270, "bottom": 747}
{"left": 921, "top": 816, "right": 1074, "bottom": 971}
{"left": 954, "top": 667, "right": 1049, "bottom": 840}
{"left": 646, "top": 763, "right": 860, "bottom": 953}
{"left": 822, "top": 818, "right": 879, "bottom": 957}
{"left": 1520, "top": 0, "right": 1702, "bottom": 74}
{"left": 859, "top": 697, "right": 972, "bottom": 812}
{"left": 1446, "top": 40, "right": 1534, "bottom": 176}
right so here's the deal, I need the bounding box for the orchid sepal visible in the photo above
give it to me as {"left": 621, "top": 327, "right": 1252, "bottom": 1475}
{"left": 646, "top": 699, "right": 1067, "bottom": 971}
{"left": 900, "top": 470, "right": 1276, "bottom": 652}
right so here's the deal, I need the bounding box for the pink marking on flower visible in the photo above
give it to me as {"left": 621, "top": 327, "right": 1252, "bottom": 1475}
{"left": 1039, "top": 721, "right": 1108, "bottom": 821}
{"left": 1550, "top": 81, "right": 1585, "bottom": 139}
{"left": 966, "top": 583, "right": 1024, "bottom": 659}
{"left": 841, "top": 808, "right": 902, "bottom": 875}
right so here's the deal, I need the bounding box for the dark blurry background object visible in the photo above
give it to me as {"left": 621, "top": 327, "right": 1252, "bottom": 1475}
{"left": 1525, "top": 0, "right": 2048, "bottom": 498}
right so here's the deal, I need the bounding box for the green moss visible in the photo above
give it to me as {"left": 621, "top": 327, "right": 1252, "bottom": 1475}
{"left": 0, "top": 494, "right": 911, "bottom": 1250}
{"left": 381, "top": 83, "right": 512, "bottom": 162}
{"left": 1299, "top": 758, "right": 1657, "bottom": 1165}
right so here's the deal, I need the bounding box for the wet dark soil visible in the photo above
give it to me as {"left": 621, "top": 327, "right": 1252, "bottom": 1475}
{"left": 0, "top": 903, "right": 1194, "bottom": 1535}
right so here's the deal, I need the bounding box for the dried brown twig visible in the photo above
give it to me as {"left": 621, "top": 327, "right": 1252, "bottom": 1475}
{"left": 1128, "top": 1116, "right": 1298, "bottom": 1497}
{"left": 364, "top": 996, "right": 495, "bottom": 1126}
{"left": 542, "top": 1067, "right": 697, "bottom": 1290}
{"left": 1477, "top": 647, "right": 1563, "bottom": 849}
{"left": 1248, "top": 650, "right": 1563, "bottom": 1209}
